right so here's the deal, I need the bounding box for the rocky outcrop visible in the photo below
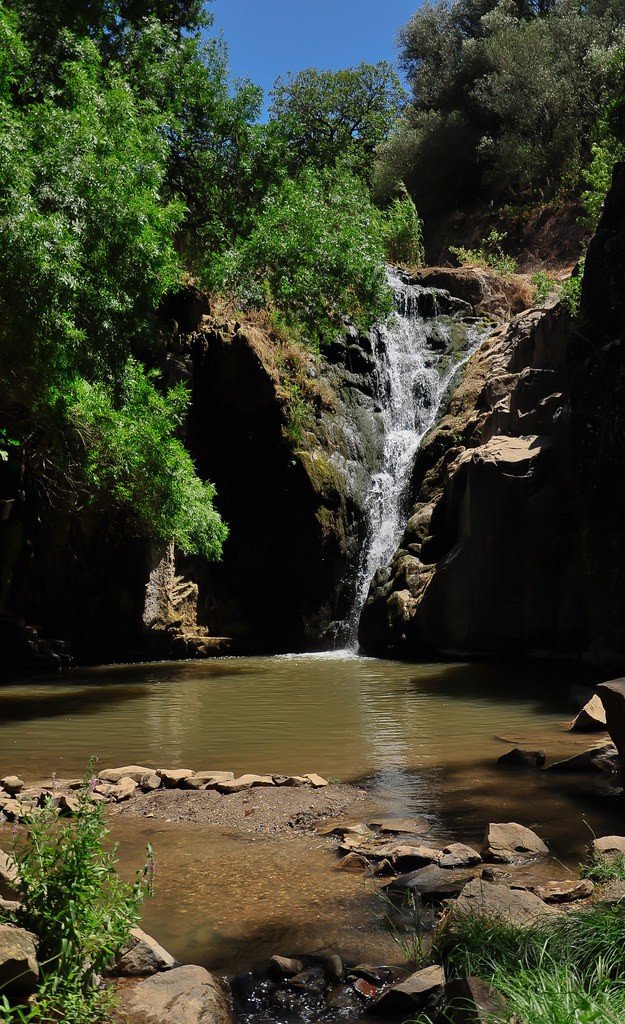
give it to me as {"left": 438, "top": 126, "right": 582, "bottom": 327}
{"left": 359, "top": 162, "right": 625, "bottom": 669}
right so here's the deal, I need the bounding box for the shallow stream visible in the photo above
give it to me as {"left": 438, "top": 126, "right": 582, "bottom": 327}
{"left": 0, "top": 653, "right": 620, "bottom": 974}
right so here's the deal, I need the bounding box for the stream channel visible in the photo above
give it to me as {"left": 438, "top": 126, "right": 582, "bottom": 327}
{"left": 0, "top": 654, "right": 621, "bottom": 976}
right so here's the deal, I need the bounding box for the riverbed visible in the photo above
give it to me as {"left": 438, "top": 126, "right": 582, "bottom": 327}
{"left": 0, "top": 652, "right": 619, "bottom": 974}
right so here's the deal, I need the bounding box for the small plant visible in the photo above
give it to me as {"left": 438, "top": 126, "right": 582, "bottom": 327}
{"left": 560, "top": 257, "right": 585, "bottom": 318}
{"left": 1, "top": 759, "right": 154, "bottom": 1023}
{"left": 376, "top": 888, "right": 430, "bottom": 968}
{"left": 531, "top": 270, "right": 557, "bottom": 305}
{"left": 450, "top": 229, "right": 517, "bottom": 277}
{"left": 581, "top": 850, "right": 625, "bottom": 883}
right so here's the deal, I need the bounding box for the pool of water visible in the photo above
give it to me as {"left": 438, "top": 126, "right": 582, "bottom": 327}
{"left": 0, "top": 653, "right": 618, "bottom": 974}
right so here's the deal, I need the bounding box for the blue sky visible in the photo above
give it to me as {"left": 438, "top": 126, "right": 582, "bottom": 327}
{"left": 209, "top": 0, "right": 418, "bottom": 106}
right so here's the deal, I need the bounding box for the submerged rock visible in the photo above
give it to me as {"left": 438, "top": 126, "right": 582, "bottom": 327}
{"left": 497, "top": 747, "right": 546, "bottom": 768}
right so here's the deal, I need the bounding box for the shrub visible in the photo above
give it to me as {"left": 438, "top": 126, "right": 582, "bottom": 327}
{"left": 1, "top": 760, "right": 154, "bottom": 1023}
{"left": 382, "top": 188, "right": 425, "bottom": 267}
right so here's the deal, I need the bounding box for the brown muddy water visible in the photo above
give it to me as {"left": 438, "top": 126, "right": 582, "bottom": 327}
{"left": 0, "top": 652, "right": 620, "bottom": 975}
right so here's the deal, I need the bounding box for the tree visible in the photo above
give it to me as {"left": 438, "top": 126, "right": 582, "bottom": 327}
{"left": 268, "top": 61, "right": 406, "bottom": 177}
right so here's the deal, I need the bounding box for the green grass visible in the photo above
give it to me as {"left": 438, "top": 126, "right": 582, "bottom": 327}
{"left": 581, "top": 852, "right": 625, "bottom": 884}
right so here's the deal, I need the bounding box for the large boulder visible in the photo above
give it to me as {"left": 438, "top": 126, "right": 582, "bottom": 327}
{"left": 117, "top": 964, "right": 231, "bottom": 1024}
{"left": 450, "top": 878, "right": 556, "bottom": 927}
{"left": 481, "top": 822, "right": 548, "bottom": 863}
{"left": 0, "top": 924, "right": 39, "bottom": 995}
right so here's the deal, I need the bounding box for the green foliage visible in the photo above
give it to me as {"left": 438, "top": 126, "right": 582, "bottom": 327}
{"left": 268, "top": 62, "right": 405, "bottom": 179}
{"left": 377, "top": 0, "right": 625, "bottom": 215}
{"left": 382, "top": 188, "right": 426, "bottom": 267}
{"left": 581, "top": 851, "right": 625, "bottom": 882}
{"left": 1, "top": 760, "right": 154, "bottom": 1022}
{"left": 218, "top": 161, "right": 393, "bottom": 348}
{"left": 561, "top": 257, "right": 586, "bottom": 316}
{"left": 531, "top": 269, "right": 557, "bottom": 303}
{"left": 450, "top": 229, "right": 517, "bottom": 276}
{"left": 69, "top": 362, "right": 227, "bottom": 558}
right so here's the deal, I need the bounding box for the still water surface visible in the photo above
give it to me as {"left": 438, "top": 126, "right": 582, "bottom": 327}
{"left": 0, "top": 653, "right": 619, "bottom": 973}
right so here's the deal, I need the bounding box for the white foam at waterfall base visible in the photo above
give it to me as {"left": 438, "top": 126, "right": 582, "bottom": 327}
{"left": 341, "top": 269, "right": 491, "bottom": 646}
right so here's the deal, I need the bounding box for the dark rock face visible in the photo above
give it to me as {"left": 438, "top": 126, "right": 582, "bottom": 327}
{"left": 359, "top": 162, "right": 625, "bottom": 670}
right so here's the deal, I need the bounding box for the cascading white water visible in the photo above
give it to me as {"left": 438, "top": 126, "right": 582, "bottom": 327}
{"left": 342, "top": 269, "right": 490, "bottom": 646}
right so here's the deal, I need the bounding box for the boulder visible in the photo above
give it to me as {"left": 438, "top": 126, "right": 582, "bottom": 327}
{"left": 388, "top": 864, "right": 476, "bottom": 900}
{"left": 496, "top": 748, "right": 546, "bottom": 768}
{"left": 117, "top": 964, "right": 231, "bottom": 1024}
{"left": 0, "top": 924, "right": 39, "bottom": 995}
{"left": 268, "top": 955, "right": 303, "bottom": 979}
{"left": 372, "top": 964, "right": 445, "bottom": 1016}
{"left": 451, "top": 878, "right": 556, "bottom": 927}
{"left": 217, "top": 774, "right": 274, "bottom": 793}
{"left": 532, "top": 879, "right": 594, "bottom": 903}
{"left": 597, "top": 680, "right": 625, "bottom": 779}
{"left": 481, "top": 822, "right": 548, "bottom": 862}
{"left": 444, "top": 976, "right": 508, "bottom": 1024}
{"left": 1, "top": 776, "right": 24, "bottom": 794}
{"left": 439, "top": 844, "right": 482, "bottom": 868}
{"left": 547, "top": 743, "right": 619, "bottom": 773}
{"left": 156, "top": 768, "right": 196, "bottom": 788}
{"left": 569, "top": 694, "right": 607, "bottom": 732}
{"left": 335, "top": 853, "right": 369, "bottom": 873}
{"left": 591, "top": 835, "right": 625, "bottom": 861}
{"left": 115, "top": 927, "right": 177, "bottom": 976}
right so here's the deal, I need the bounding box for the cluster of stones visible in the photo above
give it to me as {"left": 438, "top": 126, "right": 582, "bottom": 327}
{"left": 0, "top": 766, "right": 330, "bottom": 824}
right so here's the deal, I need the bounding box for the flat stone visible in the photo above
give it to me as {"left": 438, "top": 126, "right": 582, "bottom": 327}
{"left": 444, "top": 976, "right": 509, "bottom": 1023}
{"left": 57, "top": 793, "right": 80, "bottom": 816}
{"left": 367, "top": 817, "right": 431, "bottom": 834}
{"left": 117, "top": 964, "right": 231, "bottom": 1024}
{"left": 1, "top": 776, "right": 24, "bottom": 794}
{"left": 391, "top": 844, "right": 443, "bottom": 871}
{"left": 439, "top": 843, "right": 482, "bottom": 868}
{"left": 451, "top": 878, "right": 556, "bottom": 927}
{"left": 157, "top": 768, "right": 196, "bottom": 788}
{"left": 183, "top": 771, "right": 234, "bottom": 790}
{"left": 115, "top": 927, "right": 177, "bottom": 976}
{"left": 372, "top": 965, "right": 445, "bottom": 1015}
{"left": 569, "top": 694, "right": 607, "bottom": 732}
{"left": 354, "top": 977, "right": 378, "bottom": 999}
{"left": 276, "top": 775, "right": 309, "bottom": 787}
{"left": 497, "top": 748, "right": 546, "bottom": 768}
{"left": 0, "top": 924, "right": 39, "bottom": 995}
{"left": 98, "top": 765, "right": 155, "bottom": 784}
{"left": 388, "top": 863, "right": 476, "bottom": 899}
{"left": 482, "top": 822, "right": 548, "bottom": 863}
{"left": 304, "top": 773, "right": 328, "bottom": 787}
{"left": 268, "top": 955, "right": 303, "bottom": 979}
{"left": 547, "top": 743, "right": 618, "bottom": 774}
{"left": 109, "top": 777, "right": 138, "bottom": 802}
{"left": 532, "top": 879, "right": 594, "bottom": 903}
{"left": 217, "top": 774, "right": 275, "bottom": 793}
{"left": 317, "top": 820, "right": 374, "bottom": 838}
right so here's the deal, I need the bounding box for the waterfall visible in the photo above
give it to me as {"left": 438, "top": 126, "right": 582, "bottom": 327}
{"left": 340, "top": 269, "right": 490, "bottom": 647}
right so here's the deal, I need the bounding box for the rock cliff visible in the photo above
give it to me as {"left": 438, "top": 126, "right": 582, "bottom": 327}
{"left": 359, "top": 163, "right": 625, "bottom": 671}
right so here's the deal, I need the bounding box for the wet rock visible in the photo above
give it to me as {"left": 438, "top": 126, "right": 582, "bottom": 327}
{"left": 391, "top": 844, "right": 443, "bottom": 871}
{"left": 439, "top": 843, "right": 482, "bottom": 868}
{"left": 156, "top": 768, "right": 196, "bottom": 788}
{"left": 289, "top": 966, "right": 326, "bottom": 993}
{"left": 1, "top": 776, "right": 24, "bottom": 794}
{"left": 368, "top": 816, "right": 431, "bottom": 834}
{"left": 354, "top": 977, "right": 378, "bottom": 999}
{"left": 324, "top": 953, "right": 343, "bottom": 983}
{"left": 0, "top": 924, "right": 39, "bottom": 995}
{"left": 317, "top": 819, "right": 374, "bottom": 838}
{"left": 532, "top": 879, "right": 594, "bottom": 903}
{"left": 268, "top": 955, "right": 303, "bottom": 979}
{"left": 325, "top": 982, "right": 361, "bottom": 1012}
{"left": 388, "top": 863, "right": 476, "bottom": 900}
{"left": 444, "top": 976, "right": 509, "bottom": 1024}
{"left": 115, "top": 927, "right": 177, "bottom": 976}
{"left": 371, "top": 964, "right": 445, "bottom": 1016}
{"left": 497, "top": 748, "right": 546, "bottom": 768}
{"left": 304, "top": 773, "right": 328, "bottom": 788}
{"left": 218, "top": 774, "right": 275, "bottom": 793}
{"left": 117, "top": 964, "right": 231, "bottom": 1024}
{"left": 481, "top": 822, "right": 548, "bottom": 862}
{"left": 451, "top": 878, "right": 556, "bottom": 927}
{"left": 336, "top": 852, "right": 369, "bottom": 873}
{"left": 569, "top": 694, "right": 607, "bottom": 732}
{"left": 547, "top": 743, "right": 619, "bottom": 773}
